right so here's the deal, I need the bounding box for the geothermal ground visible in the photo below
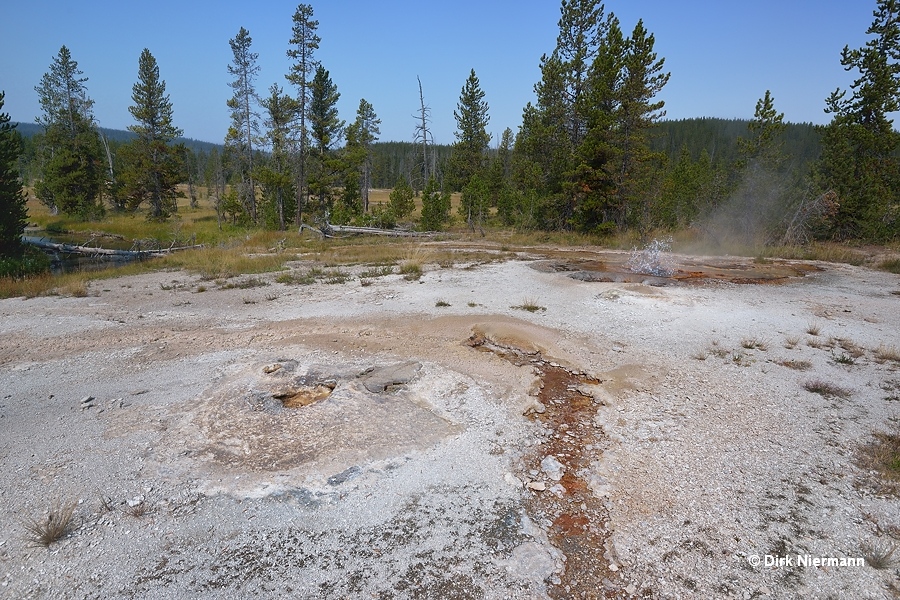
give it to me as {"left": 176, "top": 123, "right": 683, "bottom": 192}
{"left": 0, "top": 245, "right": 898, "bottom": 599}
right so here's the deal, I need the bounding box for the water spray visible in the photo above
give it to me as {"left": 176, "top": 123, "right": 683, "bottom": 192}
{"left": 626, "top": 237, "right": 675, "bottom": 277}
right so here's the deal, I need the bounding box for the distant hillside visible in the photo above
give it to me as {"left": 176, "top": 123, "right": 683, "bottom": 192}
{"left": 13, "top": 117, "right": 824, "bottom": 186}
{"left": 651, "top": 117, "right": 821, "bottom": 168}
{"left": 12, "top": 122, "right": 223, "bottom": 154}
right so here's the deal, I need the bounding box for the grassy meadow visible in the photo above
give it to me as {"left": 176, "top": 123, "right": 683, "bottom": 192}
{"left": 4, "top": 185, "right": 897, "bottom": 300}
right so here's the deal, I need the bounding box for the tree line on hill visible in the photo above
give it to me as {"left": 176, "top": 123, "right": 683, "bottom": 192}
{"left": 1, "top": 0, "right": 898, "bottom": 274}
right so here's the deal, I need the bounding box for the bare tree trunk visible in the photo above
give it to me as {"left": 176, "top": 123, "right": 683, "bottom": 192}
{"left": 415, "top": 76, "right": 432, "bottom": 189}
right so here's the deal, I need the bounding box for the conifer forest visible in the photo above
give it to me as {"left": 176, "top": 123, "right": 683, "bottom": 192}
{"left": 2, "top": 0, "right": 899, "bottom": 274}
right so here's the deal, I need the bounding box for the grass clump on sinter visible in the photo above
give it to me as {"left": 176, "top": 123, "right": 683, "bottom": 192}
{"left": 124, "top": 499, "right": 153, "bottom": 518}
{"left": 803, "top": 379, "right": 852, "bottom": 399}
{"left": 861, "top": 542, "right": 898, "bottom": 569}
{"left": 831, "top": 350, "right": 857, "bottom": 365}
{"left": 784, "top": 335, "right": 801, "bottom": 349}
{"left": 874, "top": 344, "right": 900, "bottom": 364}
{"left": 858, "top": 428, "right": 900, "bottom": 497}
{"left": 775, "top": 359, "right": 813, "bottom": 371}
{"left": 706, "top": 339, "right": 730, "bottom": 359}
{"left": 511, "top": 298, "right": 546, "bottom": 313}
{"left": 730, "top": 350, "right": 752, "bottom": 366}
{"left": 359, "top": 265, "right": 394, "bottom": 279}
{"left": 740, "top": 337, "right": 769, "bottom": 351}
{"left": 806, "top": 322, "right": 822, "bottom": 336}
{"left": 836, "top": 337, "right": 866, "bottom": 358}
{"left": 691, "top": 349, "right": 709, "bottom": 361}
{"left": 276, "top": 267, "right": 322, "bottom": 285}
{"left": 878, "top": 258, "right": 900, "bottom": 274}
{"left": 22, "top": 499, "right": 79, "bottom": 547}
{"left": 399, "top": 260, "right": 422, "bottom": 281}
{"left": 435, "top": 299, "right": 451, "bottom": 307}
{"left": 220, "top": 276, "right": 268, "bottom": 290}
{"left": 756, "top": 243, "right": 867, "bottom": 266}
{"left": 156, "top": 247, "right": 296, "bottom": 281}
{"left": 323, "top": 269, "right": 351, "bottom": 284}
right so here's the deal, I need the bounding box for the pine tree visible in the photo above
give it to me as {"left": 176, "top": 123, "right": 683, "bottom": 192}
{"left": 449, "top": 69, "right": 490, "bottom": 193}
{"left": 33, "top": 46, "right": 103, "bottom": 218}
{"left": 389, "top": 174, "right": 415, "bottom": 219}
{"left": 420, "top": 176, "right": 451, "bottom": 231}
{"left": 612, "top": 19, "right": 669, "bottom": 232}
{"left": 514, "top": 58, "right": 572, "bottom": 228}
{"left": 488, "top": 129, "right": 518, "bottom": 226}
{"left": 286, "top": 3, "right": 320, "bottom": 226}
{"left": 307, "top": 65, "right": 343, "bottom": 214}
{"left": 259, "top": 83, "right": 298, "bottom": 230}
{"left": 460, "top": 173, "right": 490, "bottom": 233}
{"left": 571, "top": 13, "right": 625, "bottom": 232}
{"left": 121, "top": 49, "right": 183, "bottom": 220}
{"left": 226, "top": 27, "right": 261, "bottom": 222}
{"left": 35, "top": 46, "right": 94, "bottom": 134}
{"left": 817, "top": 0, "right": 900, "bottom": 240}
{"left": 345, "top": 98, "right": 381, "bottom": 213}
{"left": 0, "top": 91, "right": 28, "bottom": 259}
{"left": 738, "top": 90, "right": 786, "bottom": 169}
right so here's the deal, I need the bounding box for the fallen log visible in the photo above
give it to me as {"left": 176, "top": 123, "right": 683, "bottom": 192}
{"left": 322, "top": 224, "right": 434, "bottom": 238}
{"left": 22, "top": 236, "right": 203, "bottom": 258}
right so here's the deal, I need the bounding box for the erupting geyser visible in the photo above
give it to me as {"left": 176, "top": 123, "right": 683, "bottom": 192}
{"left": 626, "top": 238, "right": 675, "bottom": 277}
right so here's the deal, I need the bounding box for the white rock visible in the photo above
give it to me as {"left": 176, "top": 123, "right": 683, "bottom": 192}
{"left": 504, "top": 472, "right": 522, "bottom": 488}
{"left": 540, "top": 455, "right": 565, "bottom": 481}
{"left": 548, "top": 483, "right": 566, "bottom": 498}
{"left": 526, "top": 481, "right": 546, "bottom": 491}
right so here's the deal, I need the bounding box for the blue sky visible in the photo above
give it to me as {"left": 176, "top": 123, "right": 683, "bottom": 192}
{"left": 0, "top": 1, "right": 877, "bottom": 145}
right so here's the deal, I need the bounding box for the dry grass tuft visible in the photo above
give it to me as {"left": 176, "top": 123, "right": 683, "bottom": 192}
{"left": 221, "top": 276, "right": 268, "bottom": 290}
{"left": 323, "top": 270, "right": 351, "bottom": 285}
{"left": 704, "top": 339, "right": 729, "bottom": 359}
{"left": 98, "top": 493, "right": 115, "bottom": 514}
{"left": 831, "top": 350, "right": 856, "bottom": 365}
{"left": 784, "top": 335, "right": 801, "bottom": 349}
{"left": 806, "top": 322, "right": 822, "bottom": 336}
{"left": 861, "top": 430, "right": 900, "bottom": 483}
{"left": 775, "top": 359, "right": 813, "bottom": 371}
{"left": 124, "top": 500, "right": 152, "bottom": 518}
{"left": 512, "top": 298, "right": 546, "bottom": 313}
{"left": 836, "top": 338, "right": 866, "bottom": 358}
{"left": 858, "top": 428, "right": 900, "bottom": 498}
{"left": 399, "top": 261, "right": 422, "bottom": 281}
{"left": 741, "top": 337, "right": 768, "bottom": 351}
{"left": 878, "top": 258, "right": 900, "bottom": 274}
{"left": 158, "top": 247, "right": 293, "bottom": 280}
{"left": 22, "top": 500, "right": 78, "bottom": 547}
{"left": 758, "top": 243, "right": 867, "bottom": 265}
{"left": 359, "top": 265, "right": 394, "bottom": 279}
{"left": 874, "top": 344, "right": 900, "bottom": 364}
{"left": 803, "top": 379, "right": 851, "bottom": 399}
{"left": 861, "top": 542, "right": 898, "bottom": 569}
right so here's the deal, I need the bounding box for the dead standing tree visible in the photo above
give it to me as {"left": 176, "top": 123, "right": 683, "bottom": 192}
{"left": 413, "top": 76, "right": 434, "bottom": 194}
